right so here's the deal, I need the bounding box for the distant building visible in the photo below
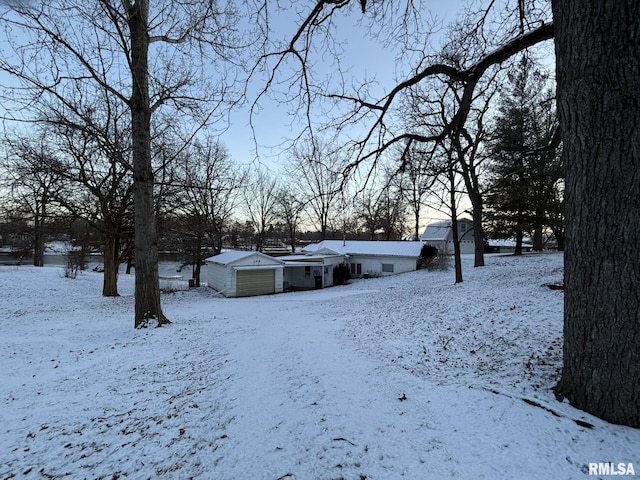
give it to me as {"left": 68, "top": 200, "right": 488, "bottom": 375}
{"left": 420, "top": 219, "right": 475, "bottom": 255}
{"left": 484, "top": 239, "right": 533, "bottom": 254}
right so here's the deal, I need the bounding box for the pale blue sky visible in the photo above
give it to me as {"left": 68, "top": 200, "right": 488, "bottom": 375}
{"left": 0, "top": 0, "right": 464, "bottom": 171}
{"left": 223, "top": 1, "right": 465, "bottom": 170}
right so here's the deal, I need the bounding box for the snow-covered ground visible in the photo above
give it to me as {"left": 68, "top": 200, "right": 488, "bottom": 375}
{"left": 1, "top": 253, "right": 638, "bottom": 479}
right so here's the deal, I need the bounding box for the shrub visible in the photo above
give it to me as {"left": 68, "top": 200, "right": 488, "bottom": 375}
{"left": 64, "top": 250, "right": 84, "bottom": 279}
{"left": 424, "top": 254, "right": 451, "bottom": 271}
{"left": 417, "top": 244, "right": 439, "bottom": 269}
{"left": 333, "top": 264, "right": 351, "bottom": 285}
{"left": 420, "top": 244, "right": 438, "bottom": 260}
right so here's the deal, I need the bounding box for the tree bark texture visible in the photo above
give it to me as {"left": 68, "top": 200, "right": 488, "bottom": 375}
{"left": 127, "top": 0, "right": 168, "bottom": 328}
{"left": 455, "top": 137, "right": 485, "bottom": 268}
{"left": 193, "top": 234, "right": 202, "bottom": 288}
{"left": 33, "top": 218, "right": 45, "bottom": 267}
{"left": 448, "top": 169, "right": 463, "bottom": 283}
{"left": 33, "top": 196, "right": 48, "bottom": 267}
{"left": 553, "top": 0, "right": 640, "bottom": 426}
{"left": 469, "top": 192, "right": 486, "bottom": 268}
{"left": 102, "top": 235, "right": 120, "bottom": 297}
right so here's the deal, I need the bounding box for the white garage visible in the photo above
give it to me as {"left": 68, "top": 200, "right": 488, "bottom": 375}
{"left": 205, "top": 251, "right": 284, "bottom": 297}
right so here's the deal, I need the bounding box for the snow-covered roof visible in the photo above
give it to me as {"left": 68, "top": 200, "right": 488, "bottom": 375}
{"left": 420, "top": 218, "right": 473, "bottom": 241}
{"left": 421, "top": 224, "right": 451, "bottom": 241}
{"left": 486, "top": 239, "right": 533, "bottom": 248}
{"left": 205, "top": 250, "right": 284, "bottom": 266}
{"left": 302, "top": 240, "right": 422, "bottom": 258}
{"left": 277, "top": 250, "right": 344, "bottom": 262}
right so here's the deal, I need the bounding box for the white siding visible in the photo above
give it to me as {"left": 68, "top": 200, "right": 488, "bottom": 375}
{"left": 206, "top": 251, "right": 284, "bottom": 297}
{"left": 206, "top": 263, "right": 233, "bottom": 295}
{"left": 390, "top": 257, "right": 419, "bottom": 274}
{"left": 274, "top": 267, "right": 283, "bottom": 293}
{"left": 421, "top": 219, "right": 475, "bottom": 255}
{"left": 350, "top": 255, "right": 418, "bottom": 277}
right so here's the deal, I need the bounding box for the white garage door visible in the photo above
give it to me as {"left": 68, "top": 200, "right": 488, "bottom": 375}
{"left": 236, "top": 269, "right": 276, "bottom": 297}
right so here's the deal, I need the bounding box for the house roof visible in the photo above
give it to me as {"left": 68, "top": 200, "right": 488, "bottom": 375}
{"left": 420, "top": 218, "right": 473, "bottom": 241}
{"left": 302, "top": 240, "right": 423, "bottom": 258}
{"left": 205, "top": 250, "right": 284, "bottom": 266}
{"left": 421, "top": 224, "right": 451, "bottom": 241}
{"left": 486, "top": 239, "right": 533, "bottom": 248}
{"left": 278, "top": 251, "right": 344, "bottom": 262}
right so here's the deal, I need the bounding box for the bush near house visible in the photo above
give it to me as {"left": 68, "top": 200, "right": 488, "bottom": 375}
{"left": 417, "top": 244, "right": 438, "bottom": 270}
{"left": 333, "top": 264, "right": 351, "bottom": 285}
{"left": 420, "top": 244, "right": 438, "bottom": 260}
{"left": 418, "top": 244, "right": 450, "bottom": 271}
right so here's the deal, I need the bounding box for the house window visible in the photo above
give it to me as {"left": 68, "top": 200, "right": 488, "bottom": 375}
{"left": 350, "top": 263, "right": 362, "bottom": 275}
{"left": 382, "top": 263, "right": 394, "bottom": 273}
{"left": 305, "top": 266, "right": 311, "bottom": 278}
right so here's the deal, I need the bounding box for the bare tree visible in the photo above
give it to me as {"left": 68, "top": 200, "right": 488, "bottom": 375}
{"left": 1, "top": 0, "right": 253, "bottom": 327}
{"left": 404, "top": 62, "right": 497, "bottom": 267}
{"left": 355, "top": 186, "right": 382, "bottom": 241}
{"left": 396, "top": 145, "right": 439, "bottom": 241}
{"left": 1, "top": 133, "right": 64, "bottom": 266}
{"left": 356, "top": 168, "right": 409, "bottom": 240}
{"left": 243, "top": 165, "right": 278, "bottom": 252}
{"left": 36, "top": 89, "right": 136, "bottom": 297}
{"left": 275, "top": 187, "right": 306, "bottom": 253}
{"left": 173, "top": 139, "right": 244, "bottom": 285}
{"left": 288, "top": 138, "right": 345, "bottom": 239}
{"left": 443, "top": 151, "right": 466, "bottom": 284}
{"left": 260, "top": 0, "right": 638, "bottom": 426}
{"left": 424, "top": 143, "right": 467, "bottom": 283}
{"left": 376, "top": 183, "right": 408, "bottom": 240}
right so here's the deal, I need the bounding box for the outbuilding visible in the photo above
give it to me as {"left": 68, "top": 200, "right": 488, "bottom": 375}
{"left": 420, "top": 218, "right": 475, "bottom": 255}
{"left": 485, "top": 239, "right": 533, "bottom": 254}
{"left": 205, "top": 251, "right": 284, "bottom": 297}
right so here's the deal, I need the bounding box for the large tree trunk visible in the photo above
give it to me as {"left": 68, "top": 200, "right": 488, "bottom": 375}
{"left": 456, "top": 137, "right": 485, "bottom": 268}
{"left": 448, "top": 170, "right": 463, "bottom": 284}
{"left": 102, "top": 235, "right": 120, "bottom": 297}
{"left": 553, "top": 0, "right": 640, "bottom": 426}
{"left": 532, "top": 210, "right": 544, "bottom": 251}
{"left": 33, "top": 217, "right": 45, "bottom": 267}
{"left": 289, "top": 224, "right": 296, "bottom": 254}
{"left": 551, "top": 226, "right": 564, "bottom": 252}
{"left": 127, "top": 0, "right": 168, "bottom": 328}
{"left": 469, "top": 191, "right": 485, "bottom": 267}
{"left": 514, "top": 221, "right": 523, "bottom": 256}
{"left": 192, "top": 234, "right": 203, "bottom": 288}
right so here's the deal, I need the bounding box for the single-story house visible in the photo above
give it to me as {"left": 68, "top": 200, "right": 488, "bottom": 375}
{"left": 277, "top": 248, "right": 347, "bottom": 290}
{"left": 302, "top": 240, "right": 423, "bottom": 278}
{"left": 485, "top": 239, "right": 533, "bottom": 253}
{"left": 205, "top": 251, "right": 284, "bottom": 297}
{"left": 420, "top": 218, "right": 475, "bottom": 255}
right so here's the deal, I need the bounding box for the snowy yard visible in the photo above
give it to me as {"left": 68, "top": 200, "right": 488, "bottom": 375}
{"left": 1, "top": 253, "right": 638, "bottom": 479}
